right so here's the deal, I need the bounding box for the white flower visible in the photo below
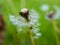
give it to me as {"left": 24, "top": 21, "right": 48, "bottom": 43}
{"left": 41, "top": 4, "right": 49, "bottom": 11}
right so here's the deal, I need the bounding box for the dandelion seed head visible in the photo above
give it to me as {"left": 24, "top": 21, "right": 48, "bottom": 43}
{"left": 41, "top": 4, "right": 49, "bottom": 11}
{"left": 9, "top": 9, "right": 42, "bottom": 39}
{"left": 53, "top": 5, "right": 60, "bottom": 19}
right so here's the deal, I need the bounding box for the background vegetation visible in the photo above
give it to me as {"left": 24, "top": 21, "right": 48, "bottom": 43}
{"left": 0, "top": 0, "right": 60, "bottom": 45}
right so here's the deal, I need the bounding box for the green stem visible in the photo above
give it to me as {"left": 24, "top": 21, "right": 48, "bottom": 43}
{"left": 26, "top": 21, "right": 35, "bottom": 45}
{"left": 51, "top": 19, "right": 60, "bottom": 45}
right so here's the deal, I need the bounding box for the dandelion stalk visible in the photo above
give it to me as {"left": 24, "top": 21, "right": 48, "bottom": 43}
{"left": 51, "top": 19, "right": 60, "bottom": 34}
{"left": 48, "top": 11, "right": 60, "bottom": 45}
{"left": 26, "top": 20, "right": 35, "bottom": 45}
{"left": 51, "top": 19, "right": 60, "bottom": 45}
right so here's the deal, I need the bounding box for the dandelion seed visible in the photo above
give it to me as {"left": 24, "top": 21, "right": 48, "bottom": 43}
{"left": 9, "top": 14, "right": 27, "bottom": 27}
{"left": 9, "top": 14, "right": 15, "bottom": 19}
{"left": 36, "top": 33, "right": 42, "bottom": 37}
{"left": 9, "top": 14, "right": 15, "bottom": 22}
{"left": 33, "top": 33, "right": 42, "bottom": 39}
{"left": 32, "top": 28, "right": 39, "bottom": 33}
{"left": 17, "top": 27, "right": 22, "bottom": 32}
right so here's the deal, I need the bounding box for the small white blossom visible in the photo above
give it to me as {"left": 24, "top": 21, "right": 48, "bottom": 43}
{"left": 41, "top": 4, "right": 49, "bottom": 11}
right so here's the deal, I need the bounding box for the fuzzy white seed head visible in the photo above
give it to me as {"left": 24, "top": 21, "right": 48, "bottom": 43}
{"left": 41, "top": 4, "right": 49, "bottom": 11}
{"left": 21, "top": 8, "right": 29, "bottom": 13}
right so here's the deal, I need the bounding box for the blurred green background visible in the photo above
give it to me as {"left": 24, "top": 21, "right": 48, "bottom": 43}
{"left": 0, "top": 0, "right": 60, "bottom": 45}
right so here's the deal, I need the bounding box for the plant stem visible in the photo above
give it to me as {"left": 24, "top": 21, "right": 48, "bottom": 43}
{"left": 51, "top": 19, "right": 60, "bottom": 34}
{"left": 26, "top": 20, "right": 35, "bottom": 45}
{"left": 51, "top": 19, "right": 60, "bottom": 45}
